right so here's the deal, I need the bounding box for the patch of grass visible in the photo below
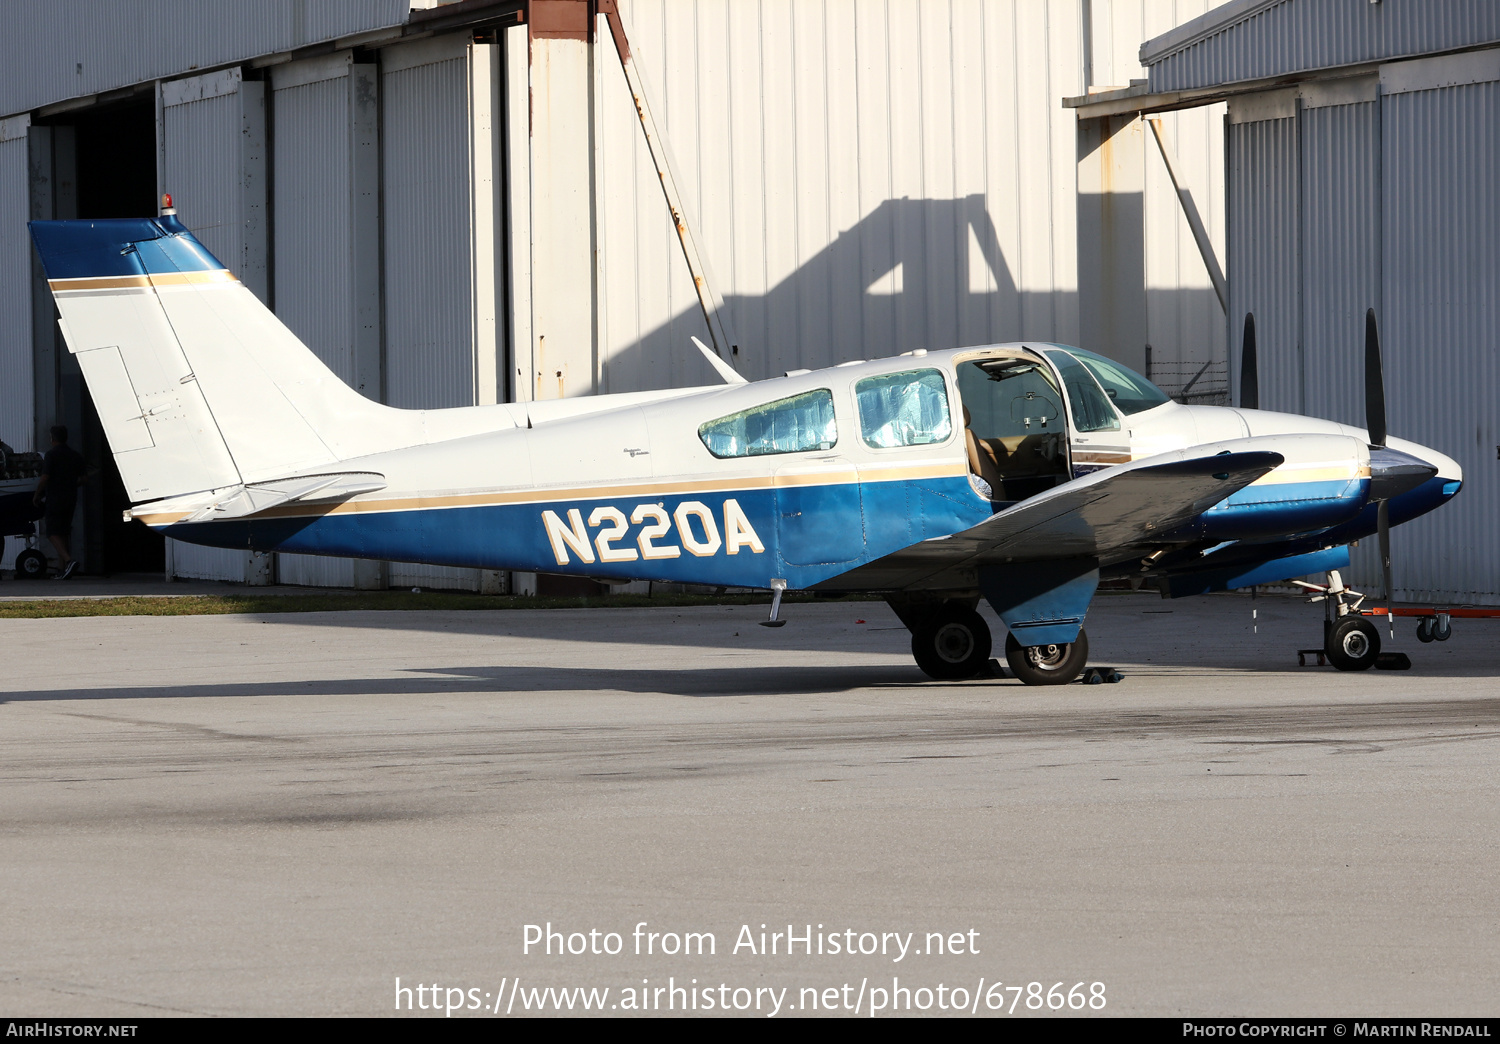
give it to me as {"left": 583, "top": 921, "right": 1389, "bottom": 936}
{"left": 0, "top": 590, "right": 878, "bottom": 620}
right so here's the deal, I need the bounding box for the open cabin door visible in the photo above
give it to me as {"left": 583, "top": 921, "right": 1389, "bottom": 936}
{"left": 1038, "top": 348, "right": 1133, "bottom": 479}
{"left": 953, "top": 350, "right": 1072, "bottom": 505}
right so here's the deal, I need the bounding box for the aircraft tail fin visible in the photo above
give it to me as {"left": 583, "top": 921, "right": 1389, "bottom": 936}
{"left": 29, "top": 215, "right": 399, "bottom": 504}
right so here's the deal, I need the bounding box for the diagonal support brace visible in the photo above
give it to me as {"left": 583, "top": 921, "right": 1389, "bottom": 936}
{"left": 599, "top": 1, "right": 739, "bottom": 369}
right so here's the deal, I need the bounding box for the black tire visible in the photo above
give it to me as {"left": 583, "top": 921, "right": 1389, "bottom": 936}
{"left": 1326, "top": 616, "right": 1380, "bottom": 671}
{"left": 1005, "top": 629, "right": 1090, "bottom": 686}
{"left": 911, "top": 607, "right": 992, "bottom": 680}
{"left": 15, "top": 549, "right": 46, "bottom": 580}
{"left": 1415, "top": 617, "right": 1436, "bottom": 643}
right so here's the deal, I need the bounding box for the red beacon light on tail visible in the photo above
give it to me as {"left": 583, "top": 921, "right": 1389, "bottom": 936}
{"left": 159, "top": 193, "right": 176, "bottom": 216}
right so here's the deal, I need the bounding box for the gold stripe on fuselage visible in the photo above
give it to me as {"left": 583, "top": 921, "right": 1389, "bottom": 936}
{"left": 1253, "top": 463, "right": 1368, "bottom": 485}
{"left": 128, "top": 446, "right": 1367, "bottom": 529}
{"left": 1068, "top": 455, "right": 1365, "bottom": 485}
{"left": 132, "top": 462, "right": 974, "bottom": 527}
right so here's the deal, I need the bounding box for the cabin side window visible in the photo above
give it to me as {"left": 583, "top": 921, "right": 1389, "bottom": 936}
{"left": 698, "top": 389, "right": 838, "bottom": 458}
{"left": 854, "top": 369, "right": 953, "bottom": 449}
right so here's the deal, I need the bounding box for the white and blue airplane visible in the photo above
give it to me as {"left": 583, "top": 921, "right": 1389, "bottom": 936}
{"left": 28, "top": 210, "right": 1462, "bottom": 684}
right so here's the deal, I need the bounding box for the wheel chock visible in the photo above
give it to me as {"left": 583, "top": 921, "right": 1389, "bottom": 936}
{"left": 985, "top": 658, "right": 1009, "bottom": 680}
{"left": 1080, "top": 667, "right": 1122, "bottom": 684}
{"left": 1297, "top": 649, "right": 1328, "bottom": 666}
{"left": 1374, "top": 652, "right": 1412, "bottom": 670}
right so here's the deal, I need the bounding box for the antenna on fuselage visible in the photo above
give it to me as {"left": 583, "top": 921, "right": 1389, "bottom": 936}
{"left": 693, "top": 336, "right": 748, "bottom": 385}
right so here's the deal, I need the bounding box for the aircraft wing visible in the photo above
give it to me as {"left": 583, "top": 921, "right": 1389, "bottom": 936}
{"left": 822, "top": 449, "right": 1283, "bottom": 591}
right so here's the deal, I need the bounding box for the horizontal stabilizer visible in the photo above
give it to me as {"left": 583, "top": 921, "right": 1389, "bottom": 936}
{"left": 132, "top": 472, "right": 387, "bottom": 524}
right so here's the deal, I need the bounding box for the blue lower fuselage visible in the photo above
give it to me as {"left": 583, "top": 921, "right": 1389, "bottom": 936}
{"left": 161, "top": 469, "right": 1457, "bottom": 591}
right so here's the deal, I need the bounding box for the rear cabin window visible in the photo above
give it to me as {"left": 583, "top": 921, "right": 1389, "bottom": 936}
{"left": 698, "top": 389, "right": 837, "bottom": 458}
{"left": 855, "top": 369, "right": 953, "bottom": 449}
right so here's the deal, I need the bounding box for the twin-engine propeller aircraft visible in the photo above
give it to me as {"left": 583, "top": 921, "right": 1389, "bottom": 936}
{"left": 29, "top": 212, "right": 1462, "bottom": 684}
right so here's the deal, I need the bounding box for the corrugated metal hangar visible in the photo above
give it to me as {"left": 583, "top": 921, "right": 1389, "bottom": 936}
{"left": 1, "top": 0, "right": 1491, "bottom": 602}
{"left": 1073, "top": 0, "right": 1500, "bottom": 603}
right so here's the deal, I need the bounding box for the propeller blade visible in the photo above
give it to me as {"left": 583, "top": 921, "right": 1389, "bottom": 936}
{"left": 1239, "top": 313, "right": 1259, "bottom": 410}
{"left": 1365, "top": 307, "right": 1387, "bottom": 448}
{"left": 1378, "top": 499, "right": 1393, "bottom": 638}
{"left": 1367, "top": 309, "right": 1397, "bottom": 636}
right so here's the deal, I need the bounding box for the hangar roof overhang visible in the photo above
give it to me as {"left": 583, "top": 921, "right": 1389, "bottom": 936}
{"left": 1065, "top": 0, "right": 1500, "bottom": 119}
{"left": 2, "top": 0, "right": 526, "bottom": 122}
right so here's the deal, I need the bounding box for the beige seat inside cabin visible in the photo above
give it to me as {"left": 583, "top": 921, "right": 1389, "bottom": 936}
{"left": 963, "top": 404, "right": 1007, "bottom": 500}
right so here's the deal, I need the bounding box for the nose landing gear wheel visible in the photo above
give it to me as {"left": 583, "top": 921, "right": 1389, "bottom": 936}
{"left": 1326, "top": 616, "right": 1380, "bottom": 671}
{"left": 15, "top": 548, "right": 46, "bottom": 580}
{"left": 1004, "top": 629, "right": 1090, "bottom": 686}
{"left": 911, "top": 607, "right": 992, "bottom": 680}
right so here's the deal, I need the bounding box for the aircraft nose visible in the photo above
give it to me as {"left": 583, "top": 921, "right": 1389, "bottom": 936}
{"left": 1368, "top": 445, "right": 1438, "bottom": 500}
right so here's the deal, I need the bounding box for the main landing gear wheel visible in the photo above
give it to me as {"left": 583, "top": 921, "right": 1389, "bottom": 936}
{"left": 15, "top": 549, "right": 46, "bottom": 580}
{"left": 1004, "top": 629, "right": 1090, "bottom": 686}
{"left": 911, "top": 607, "right": 992, "bottom": 680}
{"left": 1326, "top": 616, "right": 1380, "bottom": 671}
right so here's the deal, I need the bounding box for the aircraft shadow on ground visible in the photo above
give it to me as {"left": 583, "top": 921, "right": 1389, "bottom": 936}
{"left": 5, "top": 662, "right": 1500, "bottom": 707}
{"left": 241, "top": 604, "right": 1500, "bottom": 677}
{"left": 6, "top": 677, "right": 1500, "bottom": 754}
{"left": 0, "top": 664, "right": 928, "bottom": 703}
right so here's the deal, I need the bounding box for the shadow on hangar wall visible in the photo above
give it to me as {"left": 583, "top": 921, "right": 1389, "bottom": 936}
{"left": 603, "top": 194, "right": 1223, "bottom": 402}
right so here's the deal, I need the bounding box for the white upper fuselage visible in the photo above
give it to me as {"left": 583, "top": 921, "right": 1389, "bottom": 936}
{"left": 134, "top": 341, "right": 1461, "bottom": 527}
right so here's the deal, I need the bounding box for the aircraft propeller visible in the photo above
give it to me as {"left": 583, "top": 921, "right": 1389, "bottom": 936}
{"left": 1243, "top": 307, "right": 1431, "bottom": 636}
{"left": 1363, "top": 307, "right": 1436, "bottom": 636}
{"left": 1365, "top": 308, "right": 1387, "bottom": 449}
{"left": 1367, "top": 309, "right": 1394, "bottom": 636}
{"left": 1239, "top": 312, "right": 1258, "bottom": 410}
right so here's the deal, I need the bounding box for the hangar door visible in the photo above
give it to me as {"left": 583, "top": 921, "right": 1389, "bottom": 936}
{"left": 1226, "top": 58, "right": 1499, "bottom": 602}
{"left": 0, "top": 116, "right": 31, "bottom": 575}
{"left": 379, "top": 34, "right": 506, "bottom": 592}
{"left": 160, "top": 68, "right": 269, "bottom": 583}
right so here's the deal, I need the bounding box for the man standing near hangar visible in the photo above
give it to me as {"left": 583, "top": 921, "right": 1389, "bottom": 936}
{"left": 32, "top": 425, "right": 90, "bottom": 579}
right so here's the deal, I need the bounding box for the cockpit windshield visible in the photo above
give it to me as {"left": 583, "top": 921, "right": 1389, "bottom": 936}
{"left": 1057, "top": 347, "right": 1170, "bottom": 415}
